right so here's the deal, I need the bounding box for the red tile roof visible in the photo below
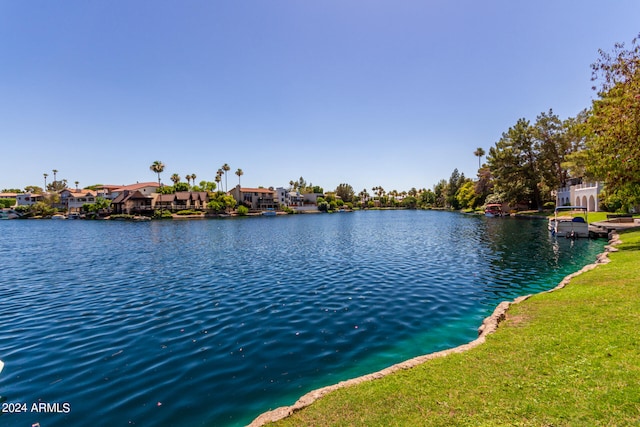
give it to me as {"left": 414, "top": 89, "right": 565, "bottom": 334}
{"left": 112, "top": 182, "right": 160, "bottom": 192}
{"left": 238, "top": 187, "right": 275, "bottom": 194}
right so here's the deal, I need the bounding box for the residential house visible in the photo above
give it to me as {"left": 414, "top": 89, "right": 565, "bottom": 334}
{"left": 229, "top": 185, "right": 277, "bottom": 210}
{"left": 555, "top": 178, "right": 603, "bottom": 212}
{"left": 275, "top": 188, "right": 305, "bottom": 208}
{"left": 59, "top": 188, "right": 98, "bottom": 213}
{"left": 111, "top": 190, "right": 156, "bottom": 215}
{"left": 191, "top": 192, "right": 209, "bottom": 210}
{"left": 66, "top": 189, "right": 97, "bottom": 213}
{"left": 175, "top": 191, "right": 209, "bottom": 210}
{"left": 155, "top": 193, "right": 177, "bottom": 212}
{"left": 303, "top": 192, "right": 324, "bottom": 205}
{"left": 155, "top": 191, "right": 210, "bottom": 212}
{"left": 16, "top": 193, "right": 45, "bottom": 207}
{"left": 110, "top": 182, "right": 160, "bottom": 215}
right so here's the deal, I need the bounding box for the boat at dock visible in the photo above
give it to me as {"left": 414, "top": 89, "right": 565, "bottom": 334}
{"left": 549, "top": 206, "right": 589, "bottom": 238}
{"left": 484, "top": 204, "right": 504, "bottom": 217}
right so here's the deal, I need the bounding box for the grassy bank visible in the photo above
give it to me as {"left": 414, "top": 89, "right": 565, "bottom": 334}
{"left": 265, "top": 229, "right": 640, "bottom": 426}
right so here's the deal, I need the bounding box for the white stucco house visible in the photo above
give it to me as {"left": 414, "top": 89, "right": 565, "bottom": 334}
{"left": 16, "top": 193, "right": 45, "bottom": 206}
{"left": 555, "top": 179, "right": 603, "bottom": 212}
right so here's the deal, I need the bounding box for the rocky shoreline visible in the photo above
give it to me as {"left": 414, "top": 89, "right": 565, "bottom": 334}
{"left": 248, "top": 233, "right": 621, "bottom": 427}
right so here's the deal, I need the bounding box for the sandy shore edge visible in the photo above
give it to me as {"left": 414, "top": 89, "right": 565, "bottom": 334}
{"left": 248, "top": 233, "right": 621, "bottom": 427}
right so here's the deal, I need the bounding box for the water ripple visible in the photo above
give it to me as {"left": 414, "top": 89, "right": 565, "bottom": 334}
{"left": 0, "top": 212, "right": 604, "bottom": 426}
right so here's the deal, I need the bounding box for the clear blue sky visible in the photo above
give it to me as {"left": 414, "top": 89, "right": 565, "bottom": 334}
{"left": 1, "top": 1, "right": 639, "bottom": 193}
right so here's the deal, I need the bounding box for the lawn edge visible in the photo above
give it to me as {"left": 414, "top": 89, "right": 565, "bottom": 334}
{"left": 248, "top": 233, "right": 622, "bottom": 427}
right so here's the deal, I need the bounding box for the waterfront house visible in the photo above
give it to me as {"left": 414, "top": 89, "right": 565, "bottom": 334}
{"left": 59, "top": 188, "right": 98, "bottom": 213}
{"left": 155, "top": 191, "right": 210, "bottom": 212}
{"left": 229, "top": 185, "right": 277, "bottom": 210}
{"left": 190, "top": 192, "right": 209, "bottom": 210}
{"left": 175, "top": 191, "right": 209, "bottom": 210}
{"left": 16, "top": 193, "right": 45, "bottom": 207}
{"left": 155, "top": 193, "right": 176, "bottom": 212}
{"left": 109, "top": 182, "right": 159, "bottom": 215}
{"left": 274, "top": 188, "right": 305, "bottom": 208}
{"left": 111, "top": 190, "right": 155, "bottom": 215}
{"left": 62, "top": 189, "right": 97, "bottom": 213}
{"left": 303, "top": 192, "right": 324, "bottom": 205}
{"left": 555, "top": 178, "right": 603, "bottom": 211}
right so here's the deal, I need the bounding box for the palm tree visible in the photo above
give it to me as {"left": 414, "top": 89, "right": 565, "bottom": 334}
{"left": 52, "top": 169, "right": 58, "bottom": 183}
{"left": 474, "top": 147, "right": 486, "bottom": 169}
{"left": 214, "top": 173, "right": 222, "bottom": 192}
{"left": 222, "top": 163, "right": 230, "bottom": 192}
{"left": 75, "top": 181, "right": 79, "bottom": 190}
{"left": 150, "top": 160, "right": 165, "bottom": 187}
{"left": 185, "top": 175, "right": 191, "bottom": 188}
{"left": 190, "top": 174, "right": 197, "bottom": 188}
{"left": 43, "top": 173, "right": 48, "bottom": 191}
{"left": 170, "top": 173, "right": 180, "bottom": 185}
{"left": 235, "top": 168, "right": 243, "bottom": 187}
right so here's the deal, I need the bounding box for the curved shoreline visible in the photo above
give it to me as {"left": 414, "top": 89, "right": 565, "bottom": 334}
{"left": 248, "top": 233, "right": 621, "bottom": 427}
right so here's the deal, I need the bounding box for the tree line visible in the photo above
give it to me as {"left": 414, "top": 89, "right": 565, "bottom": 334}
{"left": 423, "top": 34, "right": 640, "bottom": 212}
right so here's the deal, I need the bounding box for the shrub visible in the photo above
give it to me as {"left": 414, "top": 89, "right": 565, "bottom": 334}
{"left": 236, "top": 205, "right": 249, "bottom": 216}
{"left": 176, "top": 210, "right": 202, "bottom": 216}
{"left": 153, "top": 210, "right": 173, "bottom": 219}
{"left": 0, "top": 199, "right": 16, "bottom": 208}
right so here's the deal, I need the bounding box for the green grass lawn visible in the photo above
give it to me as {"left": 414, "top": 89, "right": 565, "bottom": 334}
{"left": 265, "top": 229, "right": 640, "bottom": 427}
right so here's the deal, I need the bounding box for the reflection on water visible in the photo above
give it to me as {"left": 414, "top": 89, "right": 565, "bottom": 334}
{"left": 0, "top": 211, "right": 605, "bottom": 426}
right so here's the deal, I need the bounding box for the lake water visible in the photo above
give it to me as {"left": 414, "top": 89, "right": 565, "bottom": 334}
{"left": 0, "top": 211, "right": 606, "bottom": 426}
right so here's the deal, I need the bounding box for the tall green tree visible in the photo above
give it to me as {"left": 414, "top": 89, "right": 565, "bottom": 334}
{"left": 580, "top": 34, "right": 640, "bottom": 208}
{"left": 195, "top": 181, "right": 216, "bottom": 192}
{"left": 474, "top": 166, "right": 493, "bottom": 207}
{"left": 445, "top": 168, "right": 465, "bottom": 209}
{"left": 419, "top": 188, "right": 436, "bottom": 207}
{"left": 456, "top": 180, "right": 476, "bottom": 209}
{"left": 533, "top": 109, "right": 573, "bottom": 196}
{"left": 222, "top": 163, "right": 231, "bottom": 192}
{"left": 235, "top": 168, "right": 243, "bottom": 187}
{"left": 474, "top": 147, "right": 485, "bottom": 169}
{"left": 215, "top": 171, "right": 222, "bottom": 192}
{"left": 433, "top": 179, "right": 447, "bottom": 208}
{"left": 150, "top": 161, "right": 165, "bottom": 187}
{"left": 488, "top": 118, "right": 543, "bottom": 209}
{"left": 335, "top": 183, "right": 355, "bottom": 203}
